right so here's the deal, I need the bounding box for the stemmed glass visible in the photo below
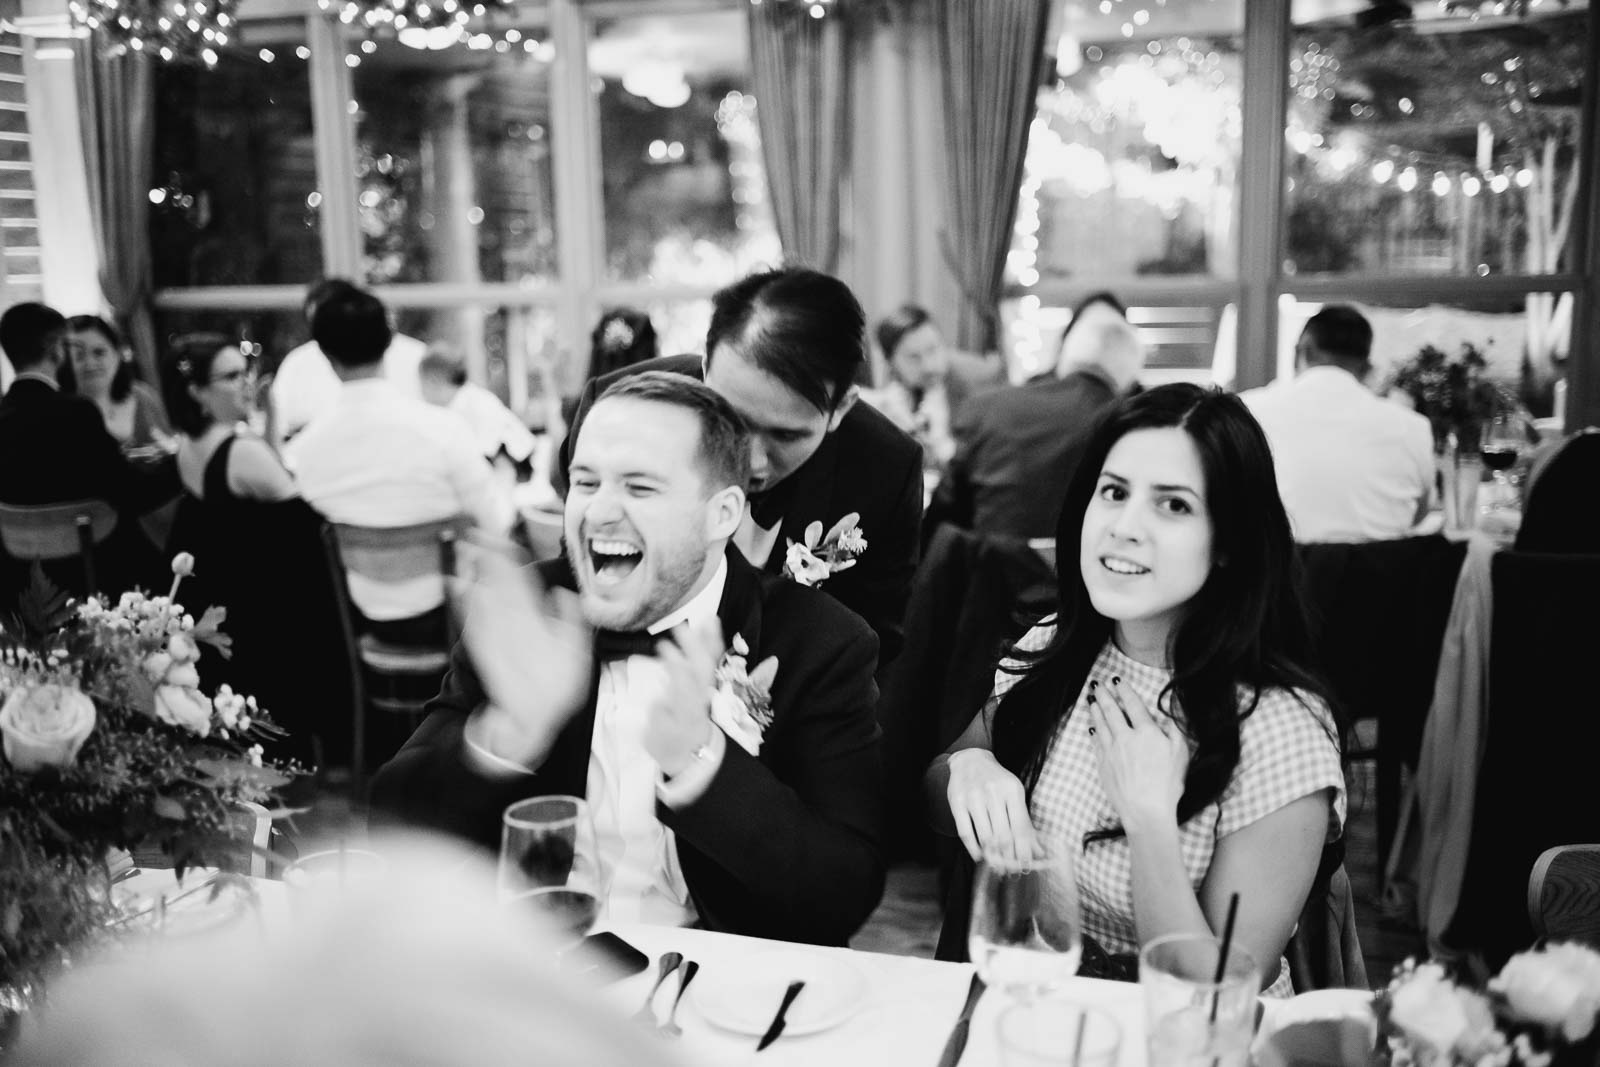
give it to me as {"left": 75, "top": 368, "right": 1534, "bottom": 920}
{"left": 1480, "top": 409, "right": 1524, "bottom": 511}
{"left": 968, "top": 839, "right": 1083, "bottom": 1002}
{"left": 498, "top": 795, "right": 602, "bottom": 951}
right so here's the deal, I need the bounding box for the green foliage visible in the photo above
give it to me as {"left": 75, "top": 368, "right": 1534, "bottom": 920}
{"left": 1389, "top": 342, "right": 1510, "bottom": 451}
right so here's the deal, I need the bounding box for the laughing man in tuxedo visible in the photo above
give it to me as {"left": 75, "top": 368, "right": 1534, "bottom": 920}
{"left": 372, "top": 372, "right": 887, "bottom": 946}
{"left": 558, "top": 269, "right": 923, "bottom": 669}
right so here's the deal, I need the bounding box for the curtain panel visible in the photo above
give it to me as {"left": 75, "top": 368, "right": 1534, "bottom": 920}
{"left": 75, "top": 46, "right": 159, "bottom": 385}
{"left": 934, "top": 0, "right": 1050, "bottom": 352}
{"left": 748, "top": 4, "right": 850, "bottom": 273}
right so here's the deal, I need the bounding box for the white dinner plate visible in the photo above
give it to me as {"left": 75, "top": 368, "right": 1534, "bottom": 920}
{"left": 692, "top": 948, "right": 869, "bottom": 1037}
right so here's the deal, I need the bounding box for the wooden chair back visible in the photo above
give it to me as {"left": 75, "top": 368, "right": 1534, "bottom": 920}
{"left": 328, "top": 517, "right": 468, "bottom": 585}
{"left": 0, "top": 499, "right": 118, "bottom": 594}
{"left": 1529, "top": 844, "right": 1600, "bottom": 944}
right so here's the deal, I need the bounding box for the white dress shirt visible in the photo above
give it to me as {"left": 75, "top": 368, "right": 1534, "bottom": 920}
{"left": 448, "top": 381, "right": 537, "bottom": 463}
{"left": 270, "top": 333, "right": 426, "bottom": 444}
{"left": 285, "top": 378, "right": 513, "bottom": 620}
{"left": 1241, "top": 365, "right": 1436, "bottom": 543}
{"left": 466, "top": 560, "right": 729, "bottom": 929}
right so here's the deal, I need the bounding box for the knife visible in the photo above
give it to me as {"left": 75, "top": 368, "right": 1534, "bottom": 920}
{"left": 755, "top": 979, "right": 807, "bottom": 1051}
{"left": 935, "top": 972, "right": 987, "bottom": 1067}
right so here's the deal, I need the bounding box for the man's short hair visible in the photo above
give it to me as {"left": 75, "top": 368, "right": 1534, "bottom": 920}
{"left": 312, "top": 288, "right": 393, "bottom": 368}
{"left": 593, "top": 371, "right": 751, "bottom": 494}
{"left": 0, "top": 302, "right": 66, "bottom": 370}
{"left": 1301, "top": 305, "right": 1372, "bottom": 368}
{"left": 705, "top": 267, "right": 865, "bottom": 415}
{"left": 304, "top": 277, "right": 359, "bottom": 317}
{"left": 419, "top": 343, "right": 469, "bottom": 387}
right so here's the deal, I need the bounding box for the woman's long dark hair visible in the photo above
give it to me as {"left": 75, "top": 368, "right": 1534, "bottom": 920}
{"left": 990, "top": 384, "right": 1338, "bottom": 838}
{"left": 59, "top": 315, "right": 135, "bottom": 402}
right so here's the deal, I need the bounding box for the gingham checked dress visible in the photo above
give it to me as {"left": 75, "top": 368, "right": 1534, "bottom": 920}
{"left": 987, "top": 620, "right": 1346, "bottom": 998}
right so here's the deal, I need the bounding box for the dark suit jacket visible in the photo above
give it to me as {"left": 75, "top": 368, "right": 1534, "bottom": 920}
{"left": 370, "top": 548, "right": 888, "bottom": 946}
{"left": 0, "top": 377, "right": 177, "bottom": 512}
{"left": 557, "top": 355, "right": 924, "bottom": 667}
{"left": 937, "top": 367, "right": 1119, "bottom": 540}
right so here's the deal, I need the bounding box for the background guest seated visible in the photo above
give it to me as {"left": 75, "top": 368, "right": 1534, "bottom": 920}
{"left": 418, "top": 342, "right": 537, "bottom": 477}
{"left": 59, "top": 314, "right": 174, "bottom": 459}
{"left": 372, "top": 373, "right": 887, "bottom": 947}
{"left": 1240, "top": 304, "right": 1435, "bottom": 543}
{"left": 926, "top": 384, "right": 1345, "bottom": 994}
{"left": 0, "top": 302, "right": 177, "bottom": 599}
{"left": 862, "top": 303, "right": 1003, "bottom": 470}
{"left": 934, "top": 291, "right": 1143, "bottom": 540}
{"left": 286, "top": 285, "right": 512, "bottom": 647}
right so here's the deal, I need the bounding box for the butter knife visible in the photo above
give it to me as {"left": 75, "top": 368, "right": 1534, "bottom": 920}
{"left": 755, "top": 979, "right": 806, "bottom": 1051}
{"left": 935, "top": 972, "right": 987, "bottom": 1067}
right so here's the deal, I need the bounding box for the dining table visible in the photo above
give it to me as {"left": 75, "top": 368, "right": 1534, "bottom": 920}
{"left": 116, "top": 867, "right": 1150, "bottom": 1066}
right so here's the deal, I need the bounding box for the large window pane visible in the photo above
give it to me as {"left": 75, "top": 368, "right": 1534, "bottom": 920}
{"left": 1286, "top": 2, "right": 1588, "bottom": 277}
{"left": 350, "top": 29, "right": 558, "bottom": 286}
{"left": 1014, "top": 0, "right": 1244, "bottom": 288}
{"left": 588, "top": 11, "right": 780, "bottom": 284}
{"left": 151, "top": 21, "right": 320, "bottom": 288}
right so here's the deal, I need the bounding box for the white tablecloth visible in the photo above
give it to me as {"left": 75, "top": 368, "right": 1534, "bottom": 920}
{"left": 607, "top": 924, "right": 1147, "bottom": 1067}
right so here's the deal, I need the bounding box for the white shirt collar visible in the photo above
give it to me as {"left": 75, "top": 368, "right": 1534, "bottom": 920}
{"left": 1296, "top": 364, "right": 1370, "bottom": 394}
{"left": 13, "top": 370, "right": 59, "bottom": 389}
{"left": 645, "top": 556, "right": 727, "bottom": 637}
{"left": 337, "top": 376, "right": 402, "bottom": 403}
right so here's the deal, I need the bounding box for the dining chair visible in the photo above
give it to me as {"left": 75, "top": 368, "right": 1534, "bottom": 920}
{"left": 322, "top": 517, "right": 469, "bottom": 795}
{"left": 0, "top": 498, "right": 118, "bottom": 596}
{"left": 1528, "top": 844, "right": 1600, "bottom": 945}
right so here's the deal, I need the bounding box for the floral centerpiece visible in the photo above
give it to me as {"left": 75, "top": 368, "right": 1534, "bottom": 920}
{"left": 0, "top": 555, "right": 296, "bottom": 1002}
{"left": 1388, "top": 342, "right": 1508, "bottom": 452}
{"left": 1376, "top": 945, "right": 1600, "bottom": 1067}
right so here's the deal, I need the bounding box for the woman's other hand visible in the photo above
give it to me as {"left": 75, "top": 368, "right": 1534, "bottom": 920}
{"left": 1088, "top": 678, "right": 1189, "bottom": 836}
{"left": 945, "top": 748, "right": 1039, "bottom": 862}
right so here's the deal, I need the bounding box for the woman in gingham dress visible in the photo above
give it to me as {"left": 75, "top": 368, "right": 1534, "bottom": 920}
{"left": 926, "top": 384, "right": 1344, "bottom": 996}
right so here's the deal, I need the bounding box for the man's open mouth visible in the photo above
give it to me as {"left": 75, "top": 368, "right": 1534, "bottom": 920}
{"left": 588, "top": 539, "right": 643, "bottom": 584}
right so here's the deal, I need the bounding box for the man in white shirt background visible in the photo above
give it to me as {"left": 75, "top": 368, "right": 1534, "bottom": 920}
{"left": 286, "top": 286, "right": 512, "bottom": 646}
{"left": 371, "top": 373, "right": 886, "bottom": 945}
{"left": 268, "top": 278, "right": 427, "bottom": 448}
{"left": 1242, "top": 304, "right": 1435, "bottom": 543}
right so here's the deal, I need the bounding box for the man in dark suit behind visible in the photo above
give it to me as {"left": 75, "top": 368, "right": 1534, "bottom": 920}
{"left": 935, "top": 292, "right": 1145, "bottom": 540}
{"left": 558, "top": 269, "right": 922, "bottom": 669}
{"left": 373, "top": 373, "right": 886, "bottom": 946}
{"left": 0, "top": 303, "right": 175, "bottom": 595}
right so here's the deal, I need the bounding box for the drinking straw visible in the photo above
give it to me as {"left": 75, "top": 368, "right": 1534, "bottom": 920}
{"left": 1207, "top": 893, "right": 1241, "bottom": 1067}
{"left": 1070, "top": 1009, "right": 1088, "bottom": 1067}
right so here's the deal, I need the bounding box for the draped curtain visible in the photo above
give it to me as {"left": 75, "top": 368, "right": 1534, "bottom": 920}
{"left": 748, "top": 4, "right": 850, "bottom": 273}
{"left": 75, "top": 46, "right": 159, "bottom": 385}
{"left": 934, "top": 0, "right": 1050, "bottom": 351}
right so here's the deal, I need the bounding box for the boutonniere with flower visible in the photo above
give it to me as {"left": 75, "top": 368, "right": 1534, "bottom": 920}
{"left": 708, "top": 633, "right": 778, "bottom": 757}
{"left": 783, "top": 512, "right": 867, "bottom": 588}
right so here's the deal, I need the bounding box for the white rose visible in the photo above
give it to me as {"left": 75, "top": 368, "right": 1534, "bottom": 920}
{"left": 1493, "top": 944, "right": 1600, "bottom": 1042}
{"left": 1390, "top": 965, "right": 1475, "bottom": 1055}
{"left": 784, "top": 543, "right": 832, "bottom": 587}
{"left": 709, "top": 687, "right": 762, "bottom": 756}
{"left": 0, "top": 683, "right": 97, "bottom": 773}
{"left": 152, "top": 685, "right": 213, "bottom": 736}
{"left": 164, "top": 662, "right": 201, "bottom": 689}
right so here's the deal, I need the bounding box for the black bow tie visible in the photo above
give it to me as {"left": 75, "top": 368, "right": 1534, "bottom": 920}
{"left": 594, "top": 628, "right": 662, "bottom": 663}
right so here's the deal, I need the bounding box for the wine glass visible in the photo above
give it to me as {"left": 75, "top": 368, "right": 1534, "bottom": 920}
{"left": 498, "top": 795, "right": 602, "bottom": 951}
{"left": 1480, "top": 409, "right": 1524, "bottom": 511}
{"left": 968, "top": 840, "right": 1082, "bottom": 1002}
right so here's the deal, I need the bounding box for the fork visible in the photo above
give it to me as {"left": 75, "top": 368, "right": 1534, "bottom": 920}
{"left": 656, "top": 960, "right": 700, "bottom": 1038}
{"left": 631, "top": 951, "right": 683, "bottom": 1023}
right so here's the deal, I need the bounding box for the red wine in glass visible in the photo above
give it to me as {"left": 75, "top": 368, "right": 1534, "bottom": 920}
{"left": 1481, "top": 446, "right": 1519, "bottom": 473}
{"left": 512, "top": 886, "right": 600, "bottom": 948}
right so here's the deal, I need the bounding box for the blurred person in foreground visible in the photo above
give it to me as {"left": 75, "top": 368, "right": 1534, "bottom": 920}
{"left": 1240, "top": 304, "right": 1434, "bottom": 543}
{"left": 269, "top": 278, "right": 427, "bottom": 447}
{"left": 9, "top": 836, "right": 679, "bottom": 1067}
{"left": 373, "top": 372, "right": 886, "bottom": 946}
{"left": 557, "top": 269, "right": 923, "bottom": 669}
{"left": 927, "top": 384, "right": 1344, "bottom": 994}
{"left": 935, "top": 291, "right": 1143, "bottom": 540}
{"left": 58, "top": 315, "right": 174, "bottom": 458}
{"left": 862, "top": 304, "right": 1004, "bottom": 469}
